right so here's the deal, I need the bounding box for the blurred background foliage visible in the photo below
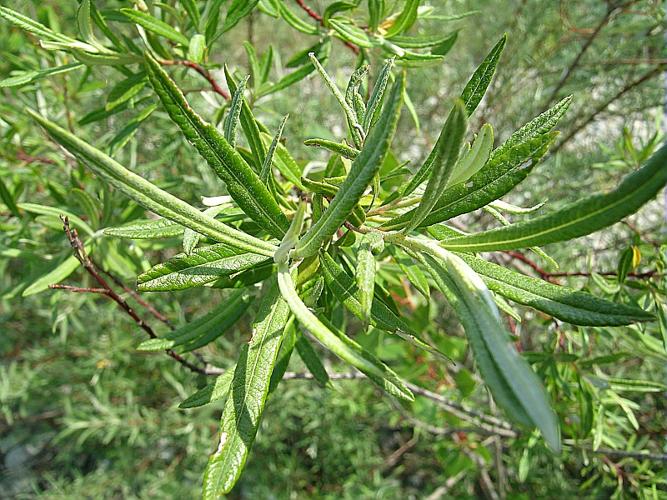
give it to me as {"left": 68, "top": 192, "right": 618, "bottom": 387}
{"left": 1, "top": 0, "right": 666, "bottom": 498}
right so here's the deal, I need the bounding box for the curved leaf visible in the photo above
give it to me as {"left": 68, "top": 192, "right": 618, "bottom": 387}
{"left": 441, "top": 142, "right": 667, "bottom": 252}
{"left": 28, "top": 110, "right": 276, "bottom": 257}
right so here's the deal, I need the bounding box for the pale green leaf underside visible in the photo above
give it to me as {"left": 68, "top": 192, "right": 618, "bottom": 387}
{"left": 410, "top": 238, "right": 559, "bottom": 451}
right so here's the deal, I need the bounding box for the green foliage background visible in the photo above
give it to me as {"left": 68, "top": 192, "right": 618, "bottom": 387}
{"left": 1, "top": 0, "right": 666, "bottom": 498}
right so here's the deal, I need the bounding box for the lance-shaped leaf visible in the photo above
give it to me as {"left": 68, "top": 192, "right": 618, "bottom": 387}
{"left": 144, "top": 53, "right": 289, "bottom": 239}
{"left": 402, "top": 93, "right": 566, "bottom": 199}
{"left": 387, "top": 132, "right": 555, "bottom": 230}
{"left": 277, "top": 260, "right": 414, "bottom": 401}
{"left": 137, "top": 244, "right": 269, "bottom": 291}
{"left": 179, "top": 366, "right": 236, "bottom": 409}
{"left": 104, "top": 218, "right": 184, "bottom": 239}
{"left": 404, "top": 100, "right": 467, "bottom": 232}
{"left": 294, "top": 74, "right": 405, "bottom": 259}
{"left": 461, "top": 34, "right": 506, "bottom": 116}
{"left": 363, "top": 58, "right": 395, "bottom": 132}
{"left": 28, "top": 110, "right": 276, "bottom": 257}
{"left": 137, "top": 291, "right": 250, "bottom": 351}
{"left": 458, "top": 253, "right": 653, "bottom": 326}
{"left": 295, "top": 333, "right": 333, "bottom": 388}
{"left": 260, "top": 115, "right": 288, "bottom": 183}
{"left": 203, "top": 277, "right": 291, "bottom": 498}
{"left": 304, "top": 138, "right": 360, "bottom": 160}
{"left": 498, "top": 95, "right": 572, "bottom": 156}
{"left": 225, "top": 66, "right": 268, "bottom": 170}
{"left": 120, "top": 8, "right": 190, "bottom": 46}
{"left": 412, "top": 239, "right": 559, "bottom": 451}
{"left": 356, "top": 233, "right": 380, "bottom": 322}
{"left": 440, "top": 142, "right": 667, "bottom": 252}
{"left": 223, "top": 75, "right": 249, "bottom": 147}
{"left": 449, "top": 123, "right": 494, "bottom": 186}
{"left": 384, "top": 0, "right": 420, "bottom": 38}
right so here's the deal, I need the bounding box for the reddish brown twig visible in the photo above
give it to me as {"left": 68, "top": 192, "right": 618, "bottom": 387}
{"left": 161, "top": 59, "right": 230, "bottom": 100}
{"left": 504, "top": 251, "right": 660, "bottom": 281}
{"left": 56, "top": 216, "right": 209, "bottom": 375}
{"left": 295, "top": 0, "right": 360, "bottom": 54}
{"left": 16, "top": 149, "right": 57, "bottom": 165}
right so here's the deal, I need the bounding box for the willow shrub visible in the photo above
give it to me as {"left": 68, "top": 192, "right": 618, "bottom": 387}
{"left": 2, "top": 2, "right": 666, "bottom": 498}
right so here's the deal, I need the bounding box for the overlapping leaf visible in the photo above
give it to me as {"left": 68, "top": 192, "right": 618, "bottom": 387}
{"left": 144, "top": 53, "right": 289, "bottom": 239}
{"left": 294, "top": 74, "right": 405, "bottom": 259}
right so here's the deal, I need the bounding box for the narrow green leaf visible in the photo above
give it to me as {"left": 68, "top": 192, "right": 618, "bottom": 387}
{"left": 441, "top": 142, "right": 667, "bottom": 252}
{"left": 304, "top": 138, "right": 360, "bottom": 160}
{"left": 22, "top": 249, "right": 89, "bottom": 297}
{"left": 269, "top": 319, "right": 298, "bottom": 393}
{"left": 203, "top": 277, "right": 290, "bottom": 497}
{"left": 412, "top": 239, "right": 560, "bottom": 451}
{"left": 363, "top": 57, "right": 394, "bottom": 132}
{"left": 137, "top": 244, "right": 269, "bottom": 291}
{"left": 28, "top": 110, "right": 276, "bottom": 257}
{"left": 182, "top": 0, "right": 202, "bottom": 30}
{"left": 0, "top": 63, "right": 84, "bottom": 89}
{"left": 275, "top": 1, "right": 319, "bottom": 34}
{"left": 449, "top": 123, "right": 494, "bottom": 186}
{"left": 295, "top": 333, "right": 333, "bottom": 388}
{"left": 260, "top": 115, "right": 288, "bottom": 183}
{"left": 460, "top": 34, "right": 506, "bottom": 116}
{"left": 277, "top": 260, "right": 414, "bottom": 401}
{"left": 405, "top": 101, "right": 467, "bottom": 232}
{"left": 309, "top": 53, "right": 365, "bottom": 147}
{"left": 388, "top": 132, "right": 555, "bottom": 230}
{"left": 222, "top": 0, "right": 260, "bottom": 33}
{"left": 224, "top": 66, "right": 268, "bottom": 170}
{"left": 223, "top": 75, "right": 249, "bottom": 147}
{"left": 144, "top": 53, "right": 289, "bottom": 238}
{"left": 294, "top": 74, "right": 404, "bottom": 259}
{"left": 120, "top": 8, "right": 190, "bottom": 46}
{"left": 384, "top": 0, "right": 420, "bottom": 38}
{"left": 0, "top": 178, "right": 20, "bottom": 217}
{"left": 356, "top": 233, "right": 380, "bottom": 322}
{"left": 19, "top": 202, "right": 94, "bottom": 238}
{"left": 329, "top": 19, "right": 374, "bottom": 48}
{"left": 106, "top": 73, "right": 147, "bottom": 111}
{"left": 179, "top": 367, "right": 236, "bottom": 409}
{"left": 389, "top": 32, "right": 457, "bottom": 49}
{"left": 458, "top": 253, "right": 653, "bottom": 326}
{"left": 498, "top": 96, "right": 572, "bottom": 156}
{"left": 104, "top": 218, "right": 184, "bottom": 239}
{"left": 0, "top": 6, "right": 77, "bottom": 44}
{"left": 138, "top": 291, "right": 250, "bottom": 350}
{"left": 368, "top": 0, "right": 385, "bottom": 31}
